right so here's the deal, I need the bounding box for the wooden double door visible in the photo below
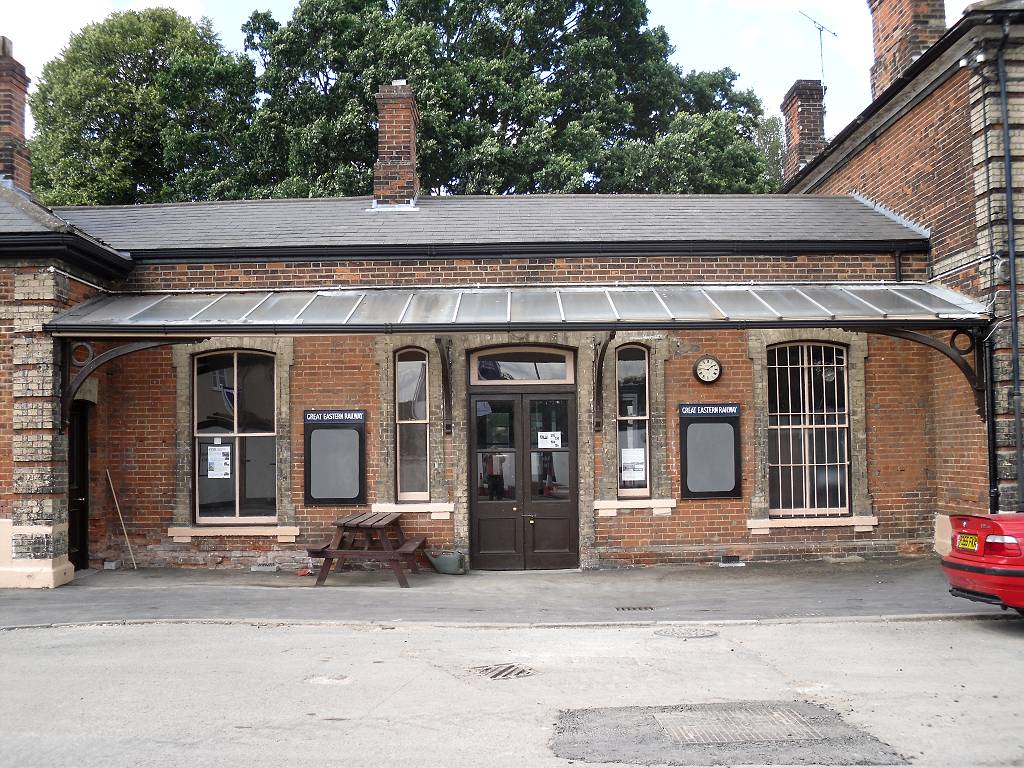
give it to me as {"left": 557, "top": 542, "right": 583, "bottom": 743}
{"left": 469, "top": 392, "right": 579, "bottom": 570}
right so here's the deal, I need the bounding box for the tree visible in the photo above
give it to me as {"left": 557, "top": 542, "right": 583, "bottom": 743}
{"left": 243, "top": 0, "right": 779, "bottom": 196}
{"left": 29, "top": 9, "right": 258, "bottom": 205}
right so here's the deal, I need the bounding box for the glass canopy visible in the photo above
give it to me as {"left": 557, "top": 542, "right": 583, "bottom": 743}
{"left": 47, "top": 283, "right": 988, "bottom": 336}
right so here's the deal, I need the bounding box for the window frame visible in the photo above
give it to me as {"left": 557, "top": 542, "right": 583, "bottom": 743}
{"left": 615, "top": 344, "right": 650, "bottom": 498}
{"left": 766, "top": 342, "right": 851, "bottom": 517}
{"left": 395, "top": 347, "right": 430, "bottom": 502}
{"left": 193, "top": 350, "right": 277, "bottom": 524}
{"left": 469, "top": 346, "right": 575, "bottom": 386}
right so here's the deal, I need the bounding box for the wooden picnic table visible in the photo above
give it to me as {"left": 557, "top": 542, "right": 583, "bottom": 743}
{"left": 307, "top": 511, "right": 426, "bottom": 588}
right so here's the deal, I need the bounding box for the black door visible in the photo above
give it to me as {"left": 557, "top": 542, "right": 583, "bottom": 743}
{"left": 68, "top": 402, "right": 90, "bottom": 570}
{"left": 470, "top": 393, "right": 578, "bottom": 569}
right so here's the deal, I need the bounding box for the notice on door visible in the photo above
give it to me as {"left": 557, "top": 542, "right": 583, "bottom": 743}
{"left": 207, "top": 444, "right": 231, "bottom": 479}
{"left": 620, "top": 448, "right": 646, "bottom": 481}
{"left": 538, "top": 431, "right": 562, "bottom": 448}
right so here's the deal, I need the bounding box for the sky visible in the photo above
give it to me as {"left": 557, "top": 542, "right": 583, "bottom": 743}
{"left": 5, "top": 0, "right": 974, "bottom": 138}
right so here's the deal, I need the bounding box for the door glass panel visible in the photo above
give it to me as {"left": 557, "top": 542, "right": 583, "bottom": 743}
{"left": 237, "top": 353, "right": 275, "bottom": 433}
{"left": 475, "top": 400, "right": 515, "bottom": 448}
{"left": 531, "top": 451, "right": 570, "bottom": 499}
{"left": 529, "top": 399, "right": 570, "bottom": 449}
{"left": 476, "top": 452, "right": 516, "bottom": 500}
{"left": 197, "top": 437, "right": 236, "bottom": 516}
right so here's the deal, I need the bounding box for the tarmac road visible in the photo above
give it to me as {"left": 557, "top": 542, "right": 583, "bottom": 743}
{"left": 1, "top": 616, "right": 1022, "bottom": 768}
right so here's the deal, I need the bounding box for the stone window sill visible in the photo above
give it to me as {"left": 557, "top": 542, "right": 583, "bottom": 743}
{"left": 594, "top": 499, "right": 676, "bottom": 518}
{"left": 746, "top": 516, "right": 878, "bottom": 535}
{"left": 168, "top": 526, "right": 300, "bottom": 543}
{"left": 371, "top": 502, "right": 455, "bottom": 520}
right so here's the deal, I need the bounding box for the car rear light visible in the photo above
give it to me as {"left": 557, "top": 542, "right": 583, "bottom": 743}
{"left": 985, "top": 535, "right": 1022, "bottom": 557}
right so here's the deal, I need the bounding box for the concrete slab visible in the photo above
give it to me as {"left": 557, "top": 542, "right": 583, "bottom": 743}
{"left": 0, "top": 557, "right": 1004, "bottom": 628}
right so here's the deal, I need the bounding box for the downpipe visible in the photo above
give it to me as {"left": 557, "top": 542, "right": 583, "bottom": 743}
{"left": 997, "top": 24, "right": 1024, "bottom": 511}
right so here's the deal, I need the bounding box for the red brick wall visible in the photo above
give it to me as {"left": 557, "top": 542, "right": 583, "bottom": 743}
{"left": 122, "top": 252, "right": 926, "bottom": 292}
{"left": 793, "top": 68, "right": 990, "bottom": 522}
{"left": 87, "top": 335, "right": 455, "bottom": 569}
{"left": 810, "top": 70, "right": 975, "bottom": 278}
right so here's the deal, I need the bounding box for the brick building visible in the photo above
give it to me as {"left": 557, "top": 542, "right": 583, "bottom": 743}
{"left": 0, "top": 0, "right": 1013, "bottom": 588}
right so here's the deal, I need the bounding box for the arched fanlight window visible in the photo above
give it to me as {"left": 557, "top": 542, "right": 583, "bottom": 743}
{"left": 767, "top": 342, "right": 850, "bottom": 515}
{"left": 616, "top": 345, "right": 649, "bottom": 497}
{"left": 194, "top": 351, "right": 276, "bottom": 522}
{"left": 396, "top": 348, "right": 429, "bottom": 501}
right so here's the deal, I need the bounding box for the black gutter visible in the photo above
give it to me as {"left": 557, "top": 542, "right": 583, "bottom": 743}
{"left": 0, "top": 232, "right": 132, "bottom": 280}
{"left": 45, "top": 317, "right": 989, "bottom": 338}
{"left": 123, "top": 238, "right": 930, "bottom": 264}
{"left": 783, "top": 6, "right": 1024, "bottom": 193}
{"left": 997, "top": 24, "right": 1024, "bottom": 513}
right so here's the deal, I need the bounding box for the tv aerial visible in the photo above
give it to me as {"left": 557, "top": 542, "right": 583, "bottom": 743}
{"left": 800, "top": 10, "right": 838, "bottom": 88}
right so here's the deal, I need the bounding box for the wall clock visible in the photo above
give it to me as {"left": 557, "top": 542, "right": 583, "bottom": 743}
{"left": 693, "top": 355, "right": 722, "bottom": 384}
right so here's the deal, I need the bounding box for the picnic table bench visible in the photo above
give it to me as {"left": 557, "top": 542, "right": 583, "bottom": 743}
{"left": 307, "top": 511, "right": 426, "bottom": 588}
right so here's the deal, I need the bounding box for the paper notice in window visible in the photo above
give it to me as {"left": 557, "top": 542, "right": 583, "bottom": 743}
{"left": 538, "top": 431, "right": 562, "bottom": 448}
{"left": 620, "top": 448, "right": 646, "bottom": 481}
{"left": 207, "top": 445, "right": 231, "bottom": 479}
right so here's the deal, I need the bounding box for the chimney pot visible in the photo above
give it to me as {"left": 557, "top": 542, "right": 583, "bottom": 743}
{"left": 0, "top": 35, "right": 31, "bottom": 193}
{"left": 781, "top": 80, "right": 826, "bottom": 183}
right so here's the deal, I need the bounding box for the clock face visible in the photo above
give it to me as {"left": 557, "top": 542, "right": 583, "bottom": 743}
{"left": 694, "top": 356, "right": 722, "bottom": 384}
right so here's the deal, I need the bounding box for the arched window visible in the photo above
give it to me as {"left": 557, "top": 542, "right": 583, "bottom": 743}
{"left": 767, "top": 343, "right": 850, "bottom": 515}
{"left": 194, "top": 351, "right": 276, "bottom": 522}
{"left": 616, "top": 345, "right": 649, "bottom": 497}
{"left": 396, "top": 348, "right": 429, "bottom": 501}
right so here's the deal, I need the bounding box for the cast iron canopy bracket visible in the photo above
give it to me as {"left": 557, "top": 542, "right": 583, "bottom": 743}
{"left": 434, "top": 335, "right": 454, "bottom": 434}
{"left": 59, "top": 339, "right": 208, "bottom": 431}
{"left": 853, "top": 327, "right": 989, "bottom": 419}
{"left": 593, "top": 331, "right": 616, "bottom": 432}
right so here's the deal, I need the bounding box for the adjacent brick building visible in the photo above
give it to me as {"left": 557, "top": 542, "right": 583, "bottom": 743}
{"left": 0, "top": 1, "right": 1013, "bottom": 588}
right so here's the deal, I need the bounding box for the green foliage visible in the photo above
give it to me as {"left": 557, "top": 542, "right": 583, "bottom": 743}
{"left": 29, "top": 8, "right": 257, "bottom": 205}
{"left": 30, "top": 2, "right": 783, "bottom": 203}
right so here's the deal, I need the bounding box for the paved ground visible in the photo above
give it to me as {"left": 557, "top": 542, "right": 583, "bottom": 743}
{"left": 1, "top": 616, "right": 1022, "bottom": 767}
{"left": 0, "top": 557, "right": 1010, "bottom": 627}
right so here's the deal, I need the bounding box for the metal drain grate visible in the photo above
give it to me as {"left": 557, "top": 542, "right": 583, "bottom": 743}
{"left": 653, "top": 703, "right": 826, "bottom": 745}
{"left": 654, "top": 626, "right": 718, "bottom": 640}
{"left": 470, "top": 663, "right": 535, "bottom": 680}
{"left": 616, "top": 606, "right": 655, "bottom": 611}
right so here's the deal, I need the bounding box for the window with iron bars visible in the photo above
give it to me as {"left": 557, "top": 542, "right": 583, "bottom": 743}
{"left": 767, "top": 343, "right": 850, "bottom": 516}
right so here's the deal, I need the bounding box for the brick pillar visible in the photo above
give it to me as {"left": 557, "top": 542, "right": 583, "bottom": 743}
{"left": 781, "top": 80, "right": 826, "bottom": 183}
{"left": 373, "top": 79, "right": 420, "bottom": 207}
{"left": 0, "top": 37, "right": 32, "bottom": 193}
{"left": 868, "top": 0, "right": 946, "bottom": 99}
{"left": 0, "top": 268, "right": 72, "bottom": 588}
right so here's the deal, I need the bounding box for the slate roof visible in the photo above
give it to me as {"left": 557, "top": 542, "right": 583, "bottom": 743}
{"left": 52, "top": 194, "right": 929, "bottom": 255}
{"left": 0, "top": 184, "right": 69, "bottom": 233}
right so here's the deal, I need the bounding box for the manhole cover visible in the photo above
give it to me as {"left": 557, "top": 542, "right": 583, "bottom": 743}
{"left": 654, "top": 626, "right": 718, "bottom": 640}
{"left": 470, "top": 663, "right": 535, "bottom": 680}
{"left": 616, "top": 606, "right": 655, "bottom": 611}
{"left": 654, "top": 703, "right": 824, "bottom": 745}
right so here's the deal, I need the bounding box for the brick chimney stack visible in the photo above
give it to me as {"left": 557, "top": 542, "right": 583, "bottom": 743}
{"left": 782, "top": 80, "right": 826, "bottom": 183}
{"left": 0, "top": 36, "right": 31, "bottom": 192}
{"left": 373, "top": 79, "right": 419, "bottom": 207}
{"left": 868, "top": 0, "right": 946, "bottom": 99}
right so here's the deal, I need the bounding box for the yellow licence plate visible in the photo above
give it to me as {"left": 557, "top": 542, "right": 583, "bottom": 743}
{"left": 957, "top": 533, "right": 979, "bottom": 551}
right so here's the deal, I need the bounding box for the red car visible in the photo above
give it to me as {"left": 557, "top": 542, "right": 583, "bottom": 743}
{"left": 942, "top": 514, "right": 1024, "bottom": 614}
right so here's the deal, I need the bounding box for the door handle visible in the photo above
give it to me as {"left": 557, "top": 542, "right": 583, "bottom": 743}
{"left": 73, "top": 496, "right": 87, "bottom": 502}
